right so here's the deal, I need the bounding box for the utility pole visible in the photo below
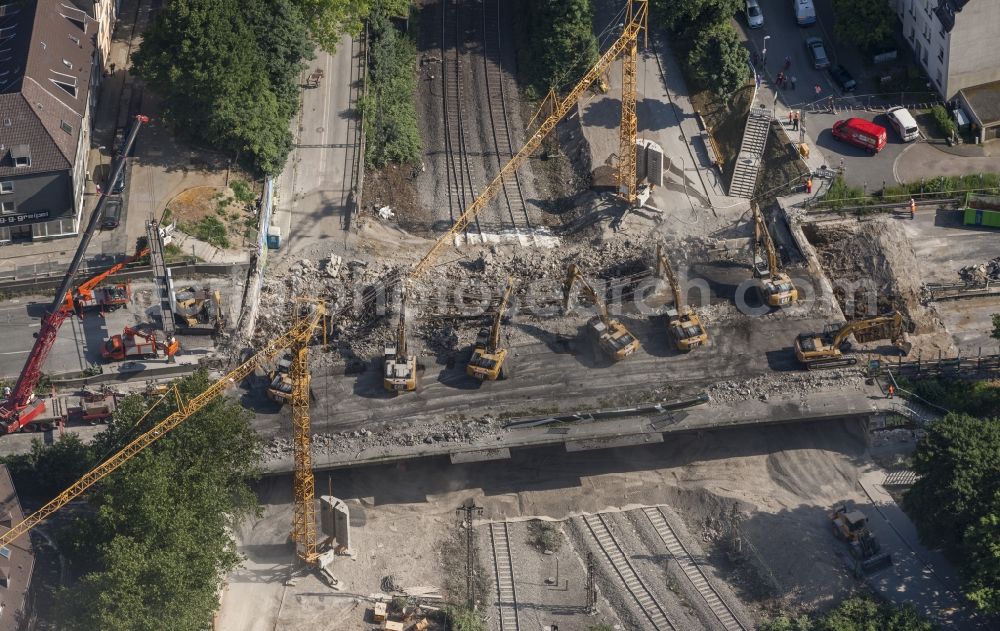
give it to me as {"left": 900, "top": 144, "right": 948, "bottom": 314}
{"left": 586, "top": 552, "right": 597, "bottom": 614}
{"left": 457, "top": 500, "right": 483, "bottom": 609}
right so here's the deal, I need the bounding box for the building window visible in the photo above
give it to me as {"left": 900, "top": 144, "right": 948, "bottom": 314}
{"left": 922, "top": 49, "right": 929, "bottom": 65}
{"left": 936, "top": 69, "right": 942, "bottom": 86}
{"left": 909, "top": 26, "right": 915, "bottom": 42}
{"left": 62, "top": 59, "right": 72, "bottom": 69}
{"left": 0, "top": 182, "right": 11, "bottom": 194}
{"left": 1, "top": 201, "right": 15, "bottom": 214}
{"left": 60, "top": 120, "right": 72, "bottom": 134}
{"left": 938, "top": 47, "right": 944, "bottom": 62}
{"left": 13, "top": 155, "right": 29, "bottom": 167}
{"left": 68, "top": 33, "right": 79, "bottom": 45}
{"left": 51, "top": 78, "right": 77, "bottom": 98}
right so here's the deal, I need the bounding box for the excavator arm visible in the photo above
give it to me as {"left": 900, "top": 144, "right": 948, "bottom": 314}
{"left": 751, "top": 202, "right": 781, "bottom": 277}
{"left": 655, "top": 244, "right": 683, "bottom": 309}
{"left": 831, "top": 312, "right": 905, "bottom": 349}
{"left": 396, "top": 288, "right": 408, "bottom": 361}
{"left": 563, "top": 264, "right": 610, "bottom": 326}
{"left": 488, "top": 278, "right": 515, "bottom": 352}
{"left": 409, "top": 1, "right": 648, "bottom": 279}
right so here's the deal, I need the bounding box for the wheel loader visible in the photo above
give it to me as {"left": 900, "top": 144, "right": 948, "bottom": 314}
{"left": 829, "top": 502, "right": 893, "bottom": 575}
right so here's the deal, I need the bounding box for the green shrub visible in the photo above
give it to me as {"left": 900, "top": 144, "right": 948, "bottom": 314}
{"left": 230, "top": 179, "right": 255, "bottom": 204}
{"left": 186, "top": 216, "right": 230, "bottom": 249}
{"left": 528, "top": 520, "right": 564, "bottom": 553}
{"left": 363, "top": 9, "right": 422, "bottom": 167}
{"left": 514, "top": 0, "right": 598, "bottom": 94}
{"left": 931, "top": 104, "right": 956, "bottom": 137}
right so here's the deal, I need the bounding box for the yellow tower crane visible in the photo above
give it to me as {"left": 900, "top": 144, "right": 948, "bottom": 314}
{"left": 618, "top": 0, "right": 648, "bottom": 206}
{"left": 0, "top": 302, "right": 329, "bottom": 568}
{"left": 655, "top": 244, "right": 708, "bottom": 352}
{"left": 409, "top": 0, "right": 649, "bottom": 280}
{"left": 466, "top": 277, "right": 516, "bottom": 381}
{"left": 751, "top": 201, "right": 798, "bottom": 308}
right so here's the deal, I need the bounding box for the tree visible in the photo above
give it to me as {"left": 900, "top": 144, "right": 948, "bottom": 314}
{"left": 291, "top": 0, "right": 409, "bottom": 52}
{"left": 53, "top": 371, "right": 262, "bottom": 630}
{"left": 760, "top": 595, "right": 933, "bottom": 631}
{"left": 517, "top": 0, "right": 598, "bottom": 93}
{"left": 133, "top": 0, "right": 310, "bottom": 175}
{"left": 652, "top": 0, "right": 741, "bottom": 39}
{"left": 904, "top": 412, "right": 1000, "bottom": 615}
{"left": 991, "top": 313, "right": 1000, "bottom": 340}
{"left": 687, "top": 23, "right": 748, "bottom": 96}
{"left": 832, "top": 0, "right": 896, "bottom": 54}
{"left": 1, "top": 434, "right": 95, "bottom": 499}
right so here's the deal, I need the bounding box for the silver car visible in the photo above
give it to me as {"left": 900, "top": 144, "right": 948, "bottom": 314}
{"left": 806, "top": 37, "right": 830, "bottom": 69}
{"left": 746, "top": 0, "right": 764, "bottom": 28}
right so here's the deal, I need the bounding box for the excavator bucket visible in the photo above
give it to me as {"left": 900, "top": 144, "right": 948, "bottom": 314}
{"left": 860, "top": 552, "right": 893, "bottom": 574}
{"left": 896, "top": 334, "right": 913, "bottom": 356}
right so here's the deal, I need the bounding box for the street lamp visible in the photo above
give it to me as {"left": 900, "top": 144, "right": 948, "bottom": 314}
{"left": 762, "top": 35, "right": 770, "bottom": 64}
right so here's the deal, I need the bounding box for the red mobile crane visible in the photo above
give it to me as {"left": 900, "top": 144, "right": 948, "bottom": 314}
{"left": 0, "top": 115, "right": 149, "bottom": 433}
{"left": 63, "top": 245, "right": 149, "bottom": 313}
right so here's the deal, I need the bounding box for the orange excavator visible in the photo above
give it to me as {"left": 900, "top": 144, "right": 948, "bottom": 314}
{"left": 62, "top": 244, "right": 149, "bottom": 314}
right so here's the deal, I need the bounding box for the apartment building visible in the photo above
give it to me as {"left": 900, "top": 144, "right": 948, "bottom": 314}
{"left": 893, "top": 0, "right": 1000, "bottom": 100}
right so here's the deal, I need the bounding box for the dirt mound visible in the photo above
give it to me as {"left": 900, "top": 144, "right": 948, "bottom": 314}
{"left": 802, "top": 217, "right": 938, "bottom": 334}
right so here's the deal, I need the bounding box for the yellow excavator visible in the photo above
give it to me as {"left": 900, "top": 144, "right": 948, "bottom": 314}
{"left": 266, "top": 354, "right": 293, "bottom": 405}
{"left": 174, "top": 286, "right": 224, "bottom": 333}
{"left": 751, "top": 202, "right": 798, "bottom": 308}
{"left": 655, "top": 244, "right": 708, "bottom": 352}
{"left": 383, "top": 286, "right": 418, "bottom": 393}
{"left": 794, "top": 311, "right": 912, "bottom": 369}
{"left": 467, "top": 277, "right": 516, "bottom": 381}
{"left": 563, "top": 264, "right": 640, "bottom": 361}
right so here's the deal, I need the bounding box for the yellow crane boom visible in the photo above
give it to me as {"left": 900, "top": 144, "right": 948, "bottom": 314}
{"left": 0, "top": 304, "right": 327, "bottom": 553}
{"left": 410, "top": 0, "right": 648, "bottom": 279}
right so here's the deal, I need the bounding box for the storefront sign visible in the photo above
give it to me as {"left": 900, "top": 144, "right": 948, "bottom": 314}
{"left": 0, "top": 210, "right": 50, "bottom": 225}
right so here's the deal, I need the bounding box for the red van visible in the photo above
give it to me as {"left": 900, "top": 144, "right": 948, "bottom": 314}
{"left": 831, "top": 118, "right": 887, "bottom": 153}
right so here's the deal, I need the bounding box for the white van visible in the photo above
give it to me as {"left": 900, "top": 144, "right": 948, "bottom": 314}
{"left": 795, "top": 0, "right": 816, "bottom": 25}
{"left": 887, "top": 106, "right": 920, "bottom": 142}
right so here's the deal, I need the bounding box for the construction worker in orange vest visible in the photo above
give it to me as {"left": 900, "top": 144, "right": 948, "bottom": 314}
{"left": 887, "top": 384, "right": 895, "bottom": 399}
{"left": 909, "top": 198, "right": 916, "bottom": 219}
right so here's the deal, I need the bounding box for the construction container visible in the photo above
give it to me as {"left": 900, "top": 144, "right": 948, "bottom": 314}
{"left": 963, "top": 193, "right": 1000, "bottom": 228}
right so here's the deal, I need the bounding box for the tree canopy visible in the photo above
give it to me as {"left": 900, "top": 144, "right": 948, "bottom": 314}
{"left": 904, "top": 412, "right": 1000, "bottom": 614}
{"left": 761, "top": 595, "right": 933, "bottom": 631}
{"left": 133, "top": 0, "right": 311, "bottom": 175}
{"left": 49, "top": 371, "right": 262, "bottom": 630}
{"left": 832, "top": 0, "right": 896, "bottom": 54}
{"left": 652, "top": 0, "right": 741, "bottom": 39}
{"left": 991, "top": 313, "right": 1000, "bottom": 340}
{"left": 515, "top": 0, "right": 598, "bottom": 94}
{"left": 292, "top": 0, "right": 409, "bottom": 52}
{"left": 687, "top": 23, "right": 749, "bottom": 97}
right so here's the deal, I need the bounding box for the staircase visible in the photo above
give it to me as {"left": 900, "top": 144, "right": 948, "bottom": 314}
{"left": 146, "top": 220, "right": 176, "bottom": 338}
{"left": 729, "top": 106, "right": 772, "bottom": 198}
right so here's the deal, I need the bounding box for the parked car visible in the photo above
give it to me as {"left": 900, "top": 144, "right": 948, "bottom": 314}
{"left": 886, "top": 106, "right": 920, "bottom": 142}
{"left": 746, "top": 0, "right": 764, "bottom": 28}
{"left": 832, "top": 118, "right": 887, "bottom": 153}
{"left": 101, "top": 197, "right": 123, "bottom": 230}
{"left": 829, "top": 64, "right": 856, "bottom": 92}
{"left": 109, "top": 159, "right": 128, "bottom": 194}
{"left": 805, "top": 37, "right": 830, "bottom": 69}
{"left": 794, "top": 0, "right": 817, "bottom": 25}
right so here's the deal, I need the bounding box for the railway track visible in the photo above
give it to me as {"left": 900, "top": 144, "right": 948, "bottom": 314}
{"left": 582, "top": 513, "right": 675, "bottom": 630}
{"left": 481, "top": 0, "right": 532, "bottom": 241}
{"left": 642, "top": 507, "right": 748, "bottom": 631}
{"left": 441, "top": 0, "right": 485, "bottom": 239}
{"left": 489, "top": 522, "right": 520, "bottom": 631}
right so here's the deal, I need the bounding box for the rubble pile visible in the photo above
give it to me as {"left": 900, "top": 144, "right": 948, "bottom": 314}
{"left": 958, "top": 256, "right": 1000, "bottom": 285}
{"left": 260, "top": 415, "right": 509, "bottom": 462}
{"left": 707, "top": 371, "right": 867, "bottom": 404}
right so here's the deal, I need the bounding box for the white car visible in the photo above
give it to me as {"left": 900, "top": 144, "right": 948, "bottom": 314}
{"left": 746, "top": 0, "right": 764, "bottom": 28}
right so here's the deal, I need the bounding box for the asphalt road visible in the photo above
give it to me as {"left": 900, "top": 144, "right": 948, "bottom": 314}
{"left": 0, "top": 298, "right": 94, "bottom": 380}
{"left": 273, "top": 36, "right": 363, "bottom": 266}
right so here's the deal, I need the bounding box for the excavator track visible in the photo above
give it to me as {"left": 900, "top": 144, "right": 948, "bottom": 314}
{"left": 805, "top": 357, "right": 859, "bottom": 370}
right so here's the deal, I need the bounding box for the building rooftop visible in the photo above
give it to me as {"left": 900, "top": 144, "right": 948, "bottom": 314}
{"left": 0, "top": 0, "right": 95, "bottom": 178}
{"left": 0, "top": 465, "right": 34, "bottom": 631}
{"left": 959, "top": 79, "right": 1000, "bottom": 126}
{"left": 934, "top": 0, "right": 970, "bottom": 33}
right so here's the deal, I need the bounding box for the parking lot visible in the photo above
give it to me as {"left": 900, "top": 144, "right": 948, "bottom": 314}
{"left": 734, "top": 0, "right": 1000, "bottom": 188}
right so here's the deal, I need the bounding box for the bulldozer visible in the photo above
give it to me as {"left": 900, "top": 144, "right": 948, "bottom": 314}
{"left": 266, "top": 354, "right": 293, "bottom": 405}
{"left": 655, "top": 244, "right": 708, "bottom": 352}
{"left": 383, "top": 286, "right": 418, "bottom": 393}
{"left": 830, "top": 502, "right": 893, "bottom": 575}
{"left": 174, "top": 286, "right": 224, "bottom": 333}
{"left": 467, "top": 277, "right": 515, "bottom": 381}
{"left": 751, "top": 202, "right": 798, "bottom": 308}
{"left": 562, "top": 264, "right": 639, "bottom": 361}
{"left": 795, "top": 311, "right": 912, "bottom": 370}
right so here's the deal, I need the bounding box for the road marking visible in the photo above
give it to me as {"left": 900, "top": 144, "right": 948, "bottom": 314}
{"left": 0, "top": 350, "right": 30, "bottom": 355}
